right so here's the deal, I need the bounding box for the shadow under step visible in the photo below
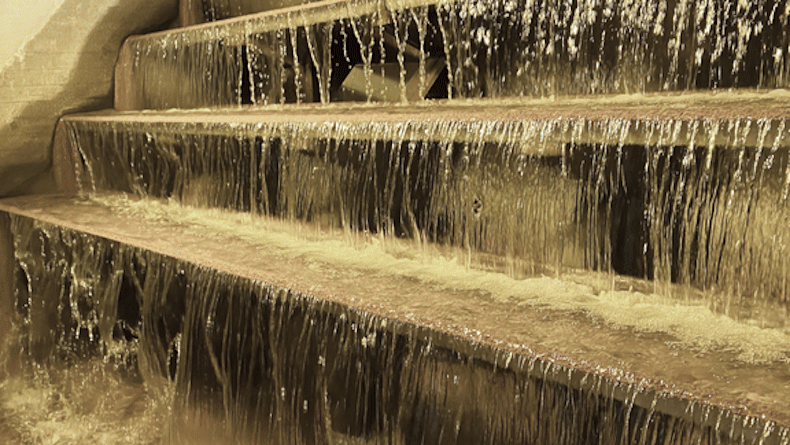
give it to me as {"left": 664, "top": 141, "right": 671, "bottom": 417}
{"left": 1, "top": 193, "right": 789, "bottom": 444}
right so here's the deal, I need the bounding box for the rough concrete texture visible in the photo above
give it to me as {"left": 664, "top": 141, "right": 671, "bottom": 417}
{"left": 0, "top": 0, "right": 179, "bottom": 197}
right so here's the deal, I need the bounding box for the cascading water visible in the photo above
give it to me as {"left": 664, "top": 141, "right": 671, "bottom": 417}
{"left": 63, "top": 97, "right": 790, "bottom": 321}
{"left": 1, "top": 94, "right": 776, "bottom": 441}
{"left": 3, "top": 0, "right": 790, "bottom": 443}
{"left": 4, "top": 190, "right": 790, "bottom": 443}
{"left": 117, "top": 0, "right": 790, "bottom": 110}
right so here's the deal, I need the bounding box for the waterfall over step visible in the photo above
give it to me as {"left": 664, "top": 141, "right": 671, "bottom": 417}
{"left": 2, "top": 0, "right": 790, "bottom": 443}
{"left": 116, "top": 0, "right": 790, "bottom": 110}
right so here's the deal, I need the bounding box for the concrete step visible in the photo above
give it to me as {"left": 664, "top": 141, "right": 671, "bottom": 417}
{"left": 1, "top": 193, "right": 789, "bottom": 443}
{"left": 115, "top": 0, "right": 790, "bottom": 110}
{"left": 53, "top": 93, "right": 790, "bottom": 297}
{"left": 58, "top": 91, "right": 790, "bottom": 201}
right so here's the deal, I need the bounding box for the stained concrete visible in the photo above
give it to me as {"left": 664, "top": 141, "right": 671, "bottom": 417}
{"left": 0, "top": 0, "right": 179, "bottom": 197}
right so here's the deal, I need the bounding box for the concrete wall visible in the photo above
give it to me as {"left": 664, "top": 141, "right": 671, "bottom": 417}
{"left": 0, "top": 0, "right": 179, "bottom": 197}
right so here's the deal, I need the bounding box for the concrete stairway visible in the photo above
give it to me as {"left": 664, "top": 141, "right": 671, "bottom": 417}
{"left": 2, "top": 0, "right": 790, "bottom": 443}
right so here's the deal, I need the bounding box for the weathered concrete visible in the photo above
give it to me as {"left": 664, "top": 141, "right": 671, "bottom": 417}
{"left": 0, "top": 0, "right": 178, "bottom": 197}
{"left": 51, "top": 119, "right": 80, "bottom": 194}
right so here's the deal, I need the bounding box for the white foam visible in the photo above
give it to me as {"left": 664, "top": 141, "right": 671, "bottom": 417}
{"left": 0, "top": 361, "right": 166, "bottom": 444}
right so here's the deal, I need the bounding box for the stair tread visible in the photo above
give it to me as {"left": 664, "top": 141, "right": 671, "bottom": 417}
{"left": 2, "top": 192, "right": 789, "bottom": 434}
{"left": 88, "top": 91, "right": 790, "bottom": 125}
